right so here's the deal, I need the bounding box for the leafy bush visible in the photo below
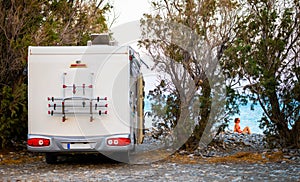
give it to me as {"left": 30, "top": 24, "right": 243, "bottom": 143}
{"left": 0, "top": 0, "right": 111, "bottom": 150}
{"left": 0, "top": 81, "right": 27, "bottom": 149}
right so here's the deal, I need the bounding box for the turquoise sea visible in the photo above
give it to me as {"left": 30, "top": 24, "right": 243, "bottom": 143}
{"left": 229, "top": 104, "right": 264, "bottom": 134}
{"left": 144, "top": 99, "right": 264, "bottom": 134}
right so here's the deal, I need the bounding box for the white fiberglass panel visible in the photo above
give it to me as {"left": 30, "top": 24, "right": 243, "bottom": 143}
{"left": 28, "top": 46, "right": 130, "bottom": 137}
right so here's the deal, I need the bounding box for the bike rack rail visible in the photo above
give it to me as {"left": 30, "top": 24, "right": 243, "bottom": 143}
{"left": 47, "top": 73, "right": 108, "bottom": 122}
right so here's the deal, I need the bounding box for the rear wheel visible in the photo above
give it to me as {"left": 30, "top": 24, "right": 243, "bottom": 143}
{"left": 45, "top": 153, "right": 57, "bottom": 164}
{"left": 105, "top": 152, "right": 130, "bottom": 163}
{"left": 117, "top": 152, "right": 130, "bottom": 163}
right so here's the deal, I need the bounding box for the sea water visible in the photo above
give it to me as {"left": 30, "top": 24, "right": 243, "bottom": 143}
{"left": 229, "top": 104, "right": 264, "bottom": 134}
{"left": 144, "top": 99, "right": 264, "bottom": 134}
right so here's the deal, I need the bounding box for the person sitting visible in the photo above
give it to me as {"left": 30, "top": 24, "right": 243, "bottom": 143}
{"left": 234, "top": 118, "right": 251, "bottom": 134}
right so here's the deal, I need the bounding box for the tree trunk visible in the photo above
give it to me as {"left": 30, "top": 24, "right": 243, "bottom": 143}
{"left": 181, "top": 78, "right": 211, "bottom": 152}
{"left": 290, "top": 120, "right": 300, "bottom": 148}
{"left": 269, "top": 89, "right": 298, "bottom": 148}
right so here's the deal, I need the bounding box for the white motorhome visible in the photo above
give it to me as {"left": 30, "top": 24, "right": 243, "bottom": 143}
{"left": 27, "top": 35, "right": 145, "bottom": 163}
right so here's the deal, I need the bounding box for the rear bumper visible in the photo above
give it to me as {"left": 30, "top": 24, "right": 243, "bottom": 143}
{"left": 27, "top": 134, "right": 134, "bottom": 153}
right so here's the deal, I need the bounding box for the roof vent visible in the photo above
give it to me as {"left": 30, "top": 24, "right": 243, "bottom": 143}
{"left": 91, "top": 33, "right": 110, "bottom": 45}
{"left": 89, "top": 33, "right": 118, "bottom": 46}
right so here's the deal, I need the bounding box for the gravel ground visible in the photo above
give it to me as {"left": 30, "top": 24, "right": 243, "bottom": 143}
{"left": 1, "top": 133, "right": 299, "bottom": 181}
{"left": 0, "top": 153, "right": 299, "bottom": 182}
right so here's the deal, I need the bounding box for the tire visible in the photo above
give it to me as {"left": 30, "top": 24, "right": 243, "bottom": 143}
{"left": 117, "top": 152, "right": 130, "bottom": 163}
{"left": 106, "top": 152, "right": 130, "bottom": 163}
{"left": 45, "top": 153, "right": 57, "bottom": 164}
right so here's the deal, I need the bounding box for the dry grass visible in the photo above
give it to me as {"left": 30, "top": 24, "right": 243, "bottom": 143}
{"left": 167, "top": 151, "right": 289, "bottom": 164}
{"left": 0, "top": 150, "right": 290, "bottom": 165}
{"left": 205, "top": 151, "right": 286, "bottom": 164}
{"left": 0, "top": 151, "right": 43, "bottom": 165}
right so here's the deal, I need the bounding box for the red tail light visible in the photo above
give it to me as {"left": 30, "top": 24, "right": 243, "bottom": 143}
{"left": 107, "top": 138, "right": 131, "bottom": 146}
{"left": 28, "top": 138, "right": 50, "bottom": 147}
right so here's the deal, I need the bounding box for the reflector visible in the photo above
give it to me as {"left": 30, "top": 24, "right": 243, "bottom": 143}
{"left": 28, "top": 138, "right": 50, "bottom": 147}
{"left": 106, "top": 138, "right": 131, "bottom": 146}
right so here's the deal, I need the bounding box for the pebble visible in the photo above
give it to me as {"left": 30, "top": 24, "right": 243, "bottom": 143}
{"left": 192, "top": 131, "right": 299, "bottom": 159}
{"left": 0, "top": 131, "right": 299, "bottom": 181}
{"left": 1, "top": 161, "right": 299, "bottom": 181}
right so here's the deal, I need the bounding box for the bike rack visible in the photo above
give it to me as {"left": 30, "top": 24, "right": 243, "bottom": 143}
{"left": 47, "top": 73, "right": 108, "bottom": 122}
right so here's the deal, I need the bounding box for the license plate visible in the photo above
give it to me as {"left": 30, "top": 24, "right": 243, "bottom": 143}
{"left": 64, "top": 143, "right": 95, "bottom": 149}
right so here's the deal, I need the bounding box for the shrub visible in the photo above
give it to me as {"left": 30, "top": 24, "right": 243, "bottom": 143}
{"left": 0, "top": 81, "right": 27, "bottom": 149}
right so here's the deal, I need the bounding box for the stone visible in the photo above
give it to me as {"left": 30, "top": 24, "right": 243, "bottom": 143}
{"left": 194, "top": 131, "right": 269, "bottom": 157}
{"left": 188, "top": 154, "right": 194, "bottom": 158}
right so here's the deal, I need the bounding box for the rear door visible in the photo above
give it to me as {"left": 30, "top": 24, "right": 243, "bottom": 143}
{"left": 28, "top": 46, "right": 130, "bottom": 137}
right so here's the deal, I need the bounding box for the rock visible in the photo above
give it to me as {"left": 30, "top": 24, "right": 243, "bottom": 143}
{"left": 206, "top": 151, "right": 216, "bottom": 157}
{"left": 195, "top": 132, "right": 268, "bottom": 157}
{"left": 222, "top": 142, "right": 226, "bottom": 150}
{"left": 179, "top": 150, "right": 188, "bottom": 155}
{"left": 188, "top": 154, "right": 194, "bottom": 158}
{"left": 261, "top": 153, "right": 266, "bottom": 159}
{"left": 291, "top": 156, "right": 300, "bottom": 161}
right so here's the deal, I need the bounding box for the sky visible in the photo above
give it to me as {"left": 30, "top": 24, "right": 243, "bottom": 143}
{"left": 109, "top": 0, "right": 152, "bottom": 28}
{"left": 103, "top": 0, "right": 159, "bottom": 101}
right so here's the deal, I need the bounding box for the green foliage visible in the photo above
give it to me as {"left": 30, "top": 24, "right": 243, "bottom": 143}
{"left": 140, "top": 0, "right": 238, "bottom": 151}
{"left": 224, "top": 0, "right": 300, "bottom": 148}
{"left": 144, "top": 0, "right": 299, "bottom": 150}
{"left": 0, "top": 81, "right": 27, "bottom": 149}
{"left": 147, "top": 80, "right": 180, "bottom": 137}
{"left": 0, "top": 0, "right": 111, "bottom": 149}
